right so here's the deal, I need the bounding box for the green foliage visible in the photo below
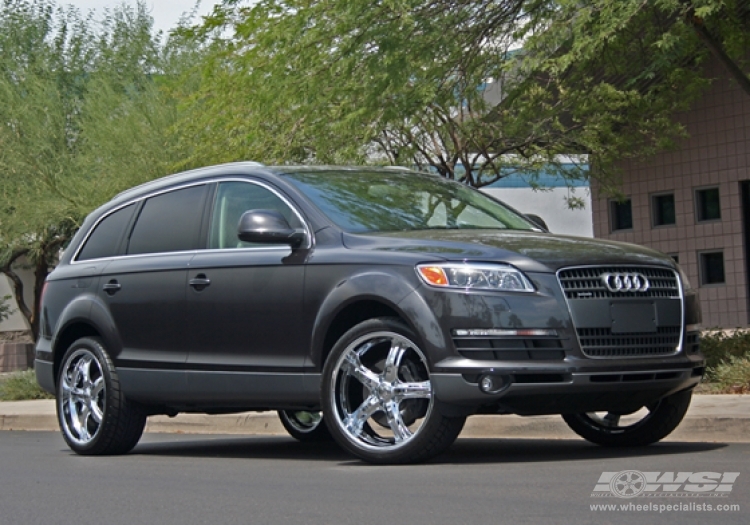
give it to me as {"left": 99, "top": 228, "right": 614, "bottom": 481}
{"left": 0, "top": 0, "right": 196, "bottom": 339}
{"left": 709, "top": 356, "right": 750, "bottom": 394}
{"left": 174, "top": 0, "right": 589, "bottom": 185}
{"left": 516, "top": 0, "right": 750, "bottom": 192}
{"left": 0, "top": 369, "right": 54, "bottom": 401}
{"left": 701, "top": 330, "right": 750, "bottom": 379}
{"left": 175, "top": 0, "right": 749, "bottom": 193}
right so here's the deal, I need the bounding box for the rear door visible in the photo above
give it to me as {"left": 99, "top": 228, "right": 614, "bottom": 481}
{"left": 97, "top": 184, "right": 210, "bottom": 401}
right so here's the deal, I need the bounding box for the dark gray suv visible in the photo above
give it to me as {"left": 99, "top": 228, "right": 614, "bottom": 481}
{"left": 36, "top": 163, "right": 704, "bottom": 463}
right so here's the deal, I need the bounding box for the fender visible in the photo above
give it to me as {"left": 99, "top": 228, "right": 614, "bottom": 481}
{"left": 309, "top": 268, "right": 420, "bottom": 367}
{"left": 51, "top": 292, "right": 123, "bottom": 360}
{"left": 395, "top": 288, "right": 453, "bottom": 368}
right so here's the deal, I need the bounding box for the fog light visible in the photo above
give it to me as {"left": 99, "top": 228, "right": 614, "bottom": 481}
{"left": 478, "top": 374, "right": 509, "bottom": 394}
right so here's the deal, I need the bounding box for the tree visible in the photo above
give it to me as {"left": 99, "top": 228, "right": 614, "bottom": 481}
{"left": 514, "top": 0, "right": 750, "bottom": 190}
{"left": 178, "top": 0, "right": 748, "bottom": 194}
{"left": 0, "top": 0, "right": 186, "bottom": 340}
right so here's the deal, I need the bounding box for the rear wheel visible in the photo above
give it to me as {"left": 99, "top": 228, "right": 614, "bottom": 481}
{"left": 322, "top": 317, "right": 465, "bottom": 464}
{"left": 562, "top": 389, "right": 693, "bottom": 447}
{"left": 57, "top": 337, "right": 146, "bottom": 455}
{"left": 277, "top": 410, "right": 332, "bottom": 442}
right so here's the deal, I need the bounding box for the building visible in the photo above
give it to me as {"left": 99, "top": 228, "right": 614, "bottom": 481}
{"left": 483, "top": 167, "right": 593, "bottom": 238}
{"left": 591, "top": 60, "right": 750, "bottom": 328}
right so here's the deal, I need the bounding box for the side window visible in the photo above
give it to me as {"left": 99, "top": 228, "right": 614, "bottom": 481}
{"left": 127, "top": 185, "right": 207, "bottom": 255}
{"left": 209, "top": 181, "right": 302, "bottom": 249}
{"left": 77, "top": 204, "right": 136, "bottom": 261}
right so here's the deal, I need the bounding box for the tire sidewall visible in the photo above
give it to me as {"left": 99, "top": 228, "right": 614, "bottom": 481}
{"left": 563, "top": 389, "right": 693, "bottom": 446}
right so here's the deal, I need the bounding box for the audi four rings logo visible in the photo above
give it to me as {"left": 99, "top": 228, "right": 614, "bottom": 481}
{"left": 601, "top": 272, "right": 650, "bottom": 292}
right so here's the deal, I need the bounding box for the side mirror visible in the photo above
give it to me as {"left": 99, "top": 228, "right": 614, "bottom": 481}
{"left": 524, "top": 213, "right": 548, "bottom": 231}
{"left": 237, "top": 210, "right": 306, "bottom": 247}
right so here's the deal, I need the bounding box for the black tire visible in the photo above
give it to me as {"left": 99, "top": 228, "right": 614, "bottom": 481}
{"left": 321, "top": 317, "right": 465, "bottom": 464}
{"left": 56, "top": 337, "right": 146, "bottom": 455}
{"left": 277, "top": 410, "right": 333, "bottom": 442}
{"left": 561, "top": 389, "right": 693, "bottom": 447}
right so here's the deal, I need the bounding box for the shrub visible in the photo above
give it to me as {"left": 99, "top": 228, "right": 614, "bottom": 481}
{"left": 710, "top": 356, "right": 750, "bottom": 394}
{"left": 0, "top": 370, "right": 54, "bottom": 401}
{"left": 700, "top": 330, "right": 750, "bottom": 381}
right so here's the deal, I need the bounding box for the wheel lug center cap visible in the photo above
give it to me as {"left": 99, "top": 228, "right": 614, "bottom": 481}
{"left": 377, "top": 382, "right": 393, "bottom": 400}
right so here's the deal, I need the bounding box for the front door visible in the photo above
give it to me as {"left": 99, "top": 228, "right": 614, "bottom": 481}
{"left": 184, "top": 180, "right": 311, "bottom": 404}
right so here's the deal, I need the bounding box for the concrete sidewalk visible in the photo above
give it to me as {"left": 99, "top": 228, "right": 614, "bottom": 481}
{"left": 1, "top": 394, "right": 749, "bottom": 442}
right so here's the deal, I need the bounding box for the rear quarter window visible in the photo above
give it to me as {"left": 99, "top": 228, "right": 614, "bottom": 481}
{"left": 76, "top": 203, "right": 136, "bottom": 261}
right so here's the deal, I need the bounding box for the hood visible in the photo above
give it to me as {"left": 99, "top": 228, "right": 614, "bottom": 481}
{"left": 343, "top": 230, "right": 675, "bottom": 273}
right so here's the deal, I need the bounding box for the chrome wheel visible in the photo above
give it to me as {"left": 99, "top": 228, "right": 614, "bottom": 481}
{"left": 322, "top": 318, "right": 464, "bottom": 463}
{"left": 56, "top": 337, "right": 146, "bottom": 455}
{"left": 278, "top": 410, "right": 332, "bottom": 442}
{"left": 59, "top": 348, "right": 105, "bottom": 446}
{"left": 331, "top": 331, "right": 432, "bottom": 449}
{"left": 284, "top": 411, "right": 322, "bottom": 431}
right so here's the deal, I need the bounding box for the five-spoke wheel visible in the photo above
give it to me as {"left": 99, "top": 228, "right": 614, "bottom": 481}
{"left": 322, "top": 318, "right": 464, "bottom": 464}
{"left": 57, "top": 338, "right": 146, "bottom": 455}
{"left": 562, "top": 389, "right": 693, "bottom": 446}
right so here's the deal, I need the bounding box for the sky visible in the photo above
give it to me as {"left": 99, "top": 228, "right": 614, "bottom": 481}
{"left": 61, "top": 0, "right": 222, "bottom": 36}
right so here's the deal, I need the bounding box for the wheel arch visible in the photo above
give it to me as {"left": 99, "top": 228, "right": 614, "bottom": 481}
{"left": 317, "top": 299, "right": 405, "bottom": 368}
{"left": 310, "top": 269, "right": 430, "bottom": 369}
{"left": 50, "top": 295, "right": 123, "bottom": 384}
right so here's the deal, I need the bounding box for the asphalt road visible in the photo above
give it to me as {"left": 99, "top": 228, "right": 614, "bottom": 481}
{"left": 0, "top": 432, "right": 747, "bottom": 525}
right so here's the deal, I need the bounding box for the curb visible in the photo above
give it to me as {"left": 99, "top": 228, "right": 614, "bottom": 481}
{"left": 2, "top": 398, "right": 749, "bottom": 442}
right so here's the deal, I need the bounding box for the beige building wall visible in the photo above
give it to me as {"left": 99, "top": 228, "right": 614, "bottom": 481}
{"left": 0, "top": 267, "right": 34, "bottom": 333}
{"left": 591, "top": 60, "right": 750, "bottom": 328}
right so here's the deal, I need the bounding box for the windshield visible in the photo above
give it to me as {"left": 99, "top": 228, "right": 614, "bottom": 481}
{"left": 283, "top": 170, "right": 537, "bottom": 233}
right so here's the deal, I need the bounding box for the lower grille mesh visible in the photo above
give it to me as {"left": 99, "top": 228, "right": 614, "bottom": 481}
{"left": 577, "top": 327, "right": 680, "bottom": 357}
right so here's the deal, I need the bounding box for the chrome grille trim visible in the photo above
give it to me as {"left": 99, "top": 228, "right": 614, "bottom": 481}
{"left": 557, "top": 265, "right": 685, "bottom": 359}
{"left": 558, "top": 266, "right": 679, "bottom": 299}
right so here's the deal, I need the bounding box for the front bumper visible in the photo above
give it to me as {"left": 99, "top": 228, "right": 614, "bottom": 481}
{"left": 431, "top": 356, "right": 704, "bottom": 415}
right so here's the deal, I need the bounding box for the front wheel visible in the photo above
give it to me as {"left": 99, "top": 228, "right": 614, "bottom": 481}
{"left": 322, "top": 317, "right": 465, "bottom": 464}
{"left": 57, "top": 337, "right": 146, "bottom": 455}
{"left": 277, "top": 410, "right": 332, "bottom": 442}
{"left": 562, "top": 389, "right": 693, "bottom": 447}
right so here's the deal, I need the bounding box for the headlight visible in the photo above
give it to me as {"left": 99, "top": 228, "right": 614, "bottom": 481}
{"left": 416, "top": 263, "right": 535, "bottom": 292}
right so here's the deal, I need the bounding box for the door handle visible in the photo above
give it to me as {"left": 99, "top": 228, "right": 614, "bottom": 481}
{"left": 189, "top": 274, "right": 211, "bottom": 291}
{"left": 102, "top": 280, "right": 121, "bottom": 295}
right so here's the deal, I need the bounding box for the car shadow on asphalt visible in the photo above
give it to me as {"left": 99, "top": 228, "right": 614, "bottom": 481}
{"left": 131, "top": 435, "right": 728, "bottom": 465}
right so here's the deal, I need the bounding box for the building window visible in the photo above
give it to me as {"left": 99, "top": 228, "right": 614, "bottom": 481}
{"left": 652, "top": 193, "right": 676, "bottom": 226}
{"left": 696, "top": 187, "right": 721, "bottom": 221}
{"left": 610, "top": 199, "right": 633, "bottom": 231}
{"left": 699, "top": 251, "right": 725, "bottom": 285}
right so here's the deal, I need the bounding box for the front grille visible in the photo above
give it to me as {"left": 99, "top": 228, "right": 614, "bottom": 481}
{"left": 558, "top": 266, "right": 679, "bottom": 299}
{"left": 577, "top": 327, "right": 680, "bottom": 357}
{"left": 453, "top": 337, "right": 565, "bottom": 361}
